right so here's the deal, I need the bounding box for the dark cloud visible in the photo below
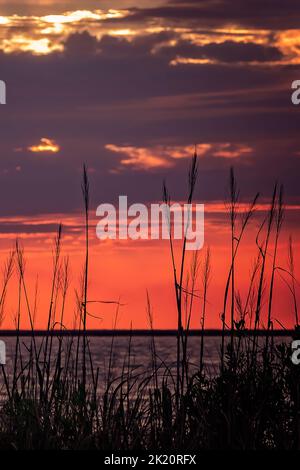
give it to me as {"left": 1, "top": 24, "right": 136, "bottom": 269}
{"left": 128, "top": 0, "right": 300, "bottom": 29}
{"left": 63, "top": 31, "right": 99, "bottom": 57}
{"left": 63, "top": 31, "right": 176, "bottom": 60}
{"left": 0, "top": 222, "right": 80, "bottom": 235}
{"left": 158, "top": 40, "right": 283, "bottom": 63}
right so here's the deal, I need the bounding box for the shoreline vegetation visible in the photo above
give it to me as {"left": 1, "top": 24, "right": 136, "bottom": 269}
{"left": 0, "top": 153, "right": 299, "bottom": 450}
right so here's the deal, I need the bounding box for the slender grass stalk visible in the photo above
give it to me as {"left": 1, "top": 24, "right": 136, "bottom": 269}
{"left": 12, "top": 273, "right": 22, "bottom": 394}
{"left": 81, "top": 164, "right": 90, "bottom": 394}
{"left": 266, "top": 185, "right": 284, "bottom": 352}
{"left": 146, "top": 290, "right": 158, "bottom": 391}
{"left": 229, "top": 168, "right": 239, "bottom": 362}
{"left": 15, "top": 242, "right": 40, "bottom": 371}
{"left": 162, "top": 181, "right": 181, "bottom": 406}
{"left": 0, "top": 250, "right": 14, "bottom": 400}
{"left": 43, "top": 224, "right": 62, "bottom": 390}
{"left": 163, "top": 150, "right": 198, "bottom": 407}
{"left": 288, "top": 236, "right": 299, "bottom": 327}
{"left": 221, "top": 170, "right": 259, "bottom": 371}
{"left": 200, "top": 247, "right": 211, "bottom": 375}
{"left": 252, "top": 184, "right": 277, "bottom": 358}
{"left": 182, "top": 251, "right": 199, "bottom": 385}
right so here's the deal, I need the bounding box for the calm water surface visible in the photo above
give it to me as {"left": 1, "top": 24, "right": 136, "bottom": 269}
{"left": 0, "top": 335, "right": 291, "bottom": 395}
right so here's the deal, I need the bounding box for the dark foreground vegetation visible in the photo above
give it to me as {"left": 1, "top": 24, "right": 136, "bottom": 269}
{"left": 0, "top": 336, "right": 300, "bottom": 450}
{"left": 0, "top": 154, "right": 299, "bottom": 450}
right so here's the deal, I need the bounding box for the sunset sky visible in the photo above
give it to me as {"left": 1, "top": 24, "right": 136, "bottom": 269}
{"left": 0, "top": 0, "right": 299, "bottom": 329}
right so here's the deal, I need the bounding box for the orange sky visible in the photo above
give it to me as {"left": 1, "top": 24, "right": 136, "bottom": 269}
{"left": 0, "top": 203, "right": 298, "bottom": 330}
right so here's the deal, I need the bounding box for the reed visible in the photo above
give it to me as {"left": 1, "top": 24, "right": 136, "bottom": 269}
{"left": 0, "top": 157, "right": 299, "bottom": 450}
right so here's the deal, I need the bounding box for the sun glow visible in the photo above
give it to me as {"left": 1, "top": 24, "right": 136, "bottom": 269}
{"left": 0, "top": 16, "right": 9, "bottom": 25}
{"left": 2, "top": 36, "right": 63, "bottom": 55}
{"left": 105, "top": 142, "right": 252, "bottom": 170}
{"left": 42, "top": 10, "right": 105, "bottom": 24}
{"left": 28, "top": 138, "right": 60, "bottom": 154}
{"left": 0, "top": 9, "right": 131, "bottom": 54}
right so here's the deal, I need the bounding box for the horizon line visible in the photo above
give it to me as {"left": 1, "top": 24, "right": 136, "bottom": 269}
{"left": 0, "top": 328, "right": 296, "bottom": 337}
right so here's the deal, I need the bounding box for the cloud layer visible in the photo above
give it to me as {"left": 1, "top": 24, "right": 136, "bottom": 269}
{"left": 0, "top": 0, "right": 299, "bottom": 219}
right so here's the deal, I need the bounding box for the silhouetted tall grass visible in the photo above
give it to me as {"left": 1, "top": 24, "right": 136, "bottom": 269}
{"left": 0, "top": 154, "right": 299, "bottom": 450}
